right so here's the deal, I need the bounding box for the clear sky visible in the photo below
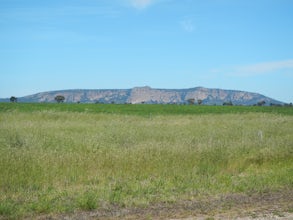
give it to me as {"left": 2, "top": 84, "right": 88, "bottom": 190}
{"left": 0, "top": 0, "right": 292, "bottom": 103}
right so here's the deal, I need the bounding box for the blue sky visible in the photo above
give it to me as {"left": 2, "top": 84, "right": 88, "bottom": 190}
{"left": 0, "top": 0, "right": 292, "bottom": 102}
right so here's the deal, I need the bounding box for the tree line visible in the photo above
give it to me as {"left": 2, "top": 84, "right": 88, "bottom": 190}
{"left": 8, "top": 95, "right": 293, "bottom": 107}
{"left": 9, "top": 95, "right": 66, "bottom": 103}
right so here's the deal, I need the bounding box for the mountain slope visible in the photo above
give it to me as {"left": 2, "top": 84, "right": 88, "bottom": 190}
{"left": 0, "top": 86, "right": 283, "bottom": 106}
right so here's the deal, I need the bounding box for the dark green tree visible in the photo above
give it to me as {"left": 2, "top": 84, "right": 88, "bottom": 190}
{"left": 197, "top": 99, "right": 203, "bottom": 105}
{"left": 10, "top": 96, "right": 17, "bottom": 103}
{"left": 55, "top": 95, "right": 65, "bottom": 103}
{"left": 223, "top": 101, "right": 233, "bottom": 106}
{"left": 257, "top": 100, "right": 266, "bottom": 106}
{"left": 187, "top": 98, "right": 195, "bottom": 105}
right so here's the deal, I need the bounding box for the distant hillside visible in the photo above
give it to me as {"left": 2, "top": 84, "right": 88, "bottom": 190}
{"left": 0, "top": 86, "right": 284, "bottom": 106}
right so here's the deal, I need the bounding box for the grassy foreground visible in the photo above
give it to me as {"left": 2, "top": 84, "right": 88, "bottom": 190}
{"left": 0, "top": 104, "right": 292, "bottom": 218}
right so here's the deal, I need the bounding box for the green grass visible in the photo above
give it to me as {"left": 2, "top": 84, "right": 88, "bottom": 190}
{"left": 1, "top": 102, "right": 293, "bottom": 115}
{"left": 0, "top": 104, "right": 292, "bottom": 218}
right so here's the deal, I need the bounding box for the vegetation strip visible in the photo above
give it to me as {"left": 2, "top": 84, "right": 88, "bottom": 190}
{"left": 0, "top": 103, "right": 293, "bottom": 115}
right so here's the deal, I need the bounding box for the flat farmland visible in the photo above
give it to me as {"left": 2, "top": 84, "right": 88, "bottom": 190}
{"left": 0, "top": 104, "right": 292, "bottom": 219}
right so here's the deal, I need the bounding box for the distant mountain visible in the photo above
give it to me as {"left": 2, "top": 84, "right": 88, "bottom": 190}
{"left": 0, "top": 86, "right": 284, "bottom": 106}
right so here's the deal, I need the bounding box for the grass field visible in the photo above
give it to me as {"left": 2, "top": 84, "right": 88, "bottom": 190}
{"left": 1, "top": 102, "right": 293, "bottom": 116}
{"left": 0, "top": 103, "right": 292, "bottom": 218}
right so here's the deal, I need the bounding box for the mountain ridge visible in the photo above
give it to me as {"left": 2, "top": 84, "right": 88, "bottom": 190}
{"left": 0, "top": 86, "right": 284, "bottom": 106}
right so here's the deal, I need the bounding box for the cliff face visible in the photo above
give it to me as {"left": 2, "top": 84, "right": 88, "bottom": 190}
{"left": 1, "top": 86, "right": 283, "bottom": 106}
{"left": 125, "top": 86, "right": 281, "bottom": 105}
{"left": 127, "top": 86, "right": 183, "bottom": 104}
